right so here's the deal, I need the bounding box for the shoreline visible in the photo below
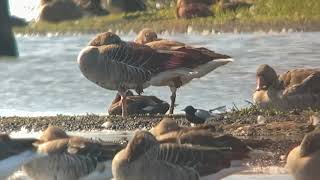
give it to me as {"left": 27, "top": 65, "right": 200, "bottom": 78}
{"left": 14, "top": 17, "right": 320, "bottom": 35}
{"left": 13, "top": 0, "right": 320, "bottom": 34}
{"left": 2, "top": 107, "right": 315, "bottom": 166}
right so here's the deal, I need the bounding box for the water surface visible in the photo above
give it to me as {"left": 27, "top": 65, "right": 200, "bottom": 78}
{"left": 1, "top": 32, "right": 319, "bottom": 116}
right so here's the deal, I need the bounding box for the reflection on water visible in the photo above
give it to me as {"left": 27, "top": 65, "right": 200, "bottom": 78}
{"left": 0, "top": 32, "right": 319, "bottom": 116}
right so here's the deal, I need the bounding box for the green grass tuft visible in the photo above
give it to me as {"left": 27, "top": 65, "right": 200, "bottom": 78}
{"left": 14, "top": 0, "right": 320, "bottom": 34}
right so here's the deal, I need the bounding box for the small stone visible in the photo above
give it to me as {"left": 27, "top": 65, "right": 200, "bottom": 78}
{"left": 102, "top": 121, "right": 113, "bottom": 129}
{"left": 310, "top": 115, "right": 320, "bottom": 126}
{"left": 257, "top": 115, "right": 266, "bottom": 125}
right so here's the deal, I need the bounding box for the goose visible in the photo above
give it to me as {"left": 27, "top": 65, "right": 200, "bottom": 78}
{"left": 112, "top": 130, "right": 249, "bottom": 180}
{"left": 150, "top": 118, "right": 251, "bottom": 160}
{"left": 285, "top": 129, "right": 320, "bottom": 180}
{"left": 253, "top": 64, "right": 320, "bottom": 111}
{"left": 134, "top": 28, "right": 159, "bottom": 45}
{"left": 108, "top": 90, "right": 169, "bottom": 115}
{"left": 78, "top": 32, "right": 233, "bottom": 116}
{"left": 0, "top": 134, "right": 45, "bottom": 179}
{"left": 149, "top": 117, "right": 216, "bottom": 137}
{"left": 22, "top": 126, "right": 125, "bottom": 180}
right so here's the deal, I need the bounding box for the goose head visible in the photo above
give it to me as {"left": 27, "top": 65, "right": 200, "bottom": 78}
{"left": 149, "top": 118, "right": 181, "bottom": 137}
{"left": 135, "top": 28, "right": 158, "bottom": 44}
{"left": 38, "top": 126, "right": 68, "bottom": 144}
{"left": 121, "top": 131, "right": 158, "bottom": 163}
{"left": 88, "top": 32, "right": 122, "bottom": 46}
{"left": 256, "top": 64, "right": 279, "bottom": 91}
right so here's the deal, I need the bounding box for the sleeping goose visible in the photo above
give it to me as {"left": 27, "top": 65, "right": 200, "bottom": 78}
{"left": 78, "top": 32, "right": 233, "bottom": 116}
{"left": 134, "top": 28, "right": 159, "bottom": 45}
{"left": 108, "top": 90, "right": 169, "bottom": 115}
{"left": 0, "top": 134, "right": 44, "bottom": 179}
{"left": 150, "top": 118, "right": 251, "bottom": 160}
{"left": 286, "top": 129, "right": 320, "bottom": 180}
{"left": 253, "top": 64, "right": 320, "bottom": 111}
{"left": 22, "top": 126, "right": 125, "bottom": 180}
{"left": 112, "top": 130, "right": 249, "bottom": 180}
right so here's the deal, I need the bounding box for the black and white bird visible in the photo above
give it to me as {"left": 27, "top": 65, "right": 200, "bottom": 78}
{"left": 77, "top": 32, "right": 233, "bottom": 117}
{"left": 112, "top": 130, "right": 249, "bottom": 180}
{"left": 0, "top": 134, "right": 45, "bottom": 179}
{"left": 182, "top": 105, "right": 226, "bottom": 124}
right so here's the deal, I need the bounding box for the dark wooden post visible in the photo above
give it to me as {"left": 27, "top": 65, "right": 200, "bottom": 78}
{"left": 0, "top": 0, "right": 18, "bottom": 57}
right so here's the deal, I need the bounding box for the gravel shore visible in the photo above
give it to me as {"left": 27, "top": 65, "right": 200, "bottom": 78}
{"left": 1, "top": 108, "right": 318, "bottom": 166}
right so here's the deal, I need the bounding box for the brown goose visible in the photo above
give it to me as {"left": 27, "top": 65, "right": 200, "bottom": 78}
{"left": 0, "top": 134, "right": 44, "bottom": 179}
{"left": 22, "top": 126, "right": 125, "bottom": 180}
{"left": 286, "top": 129, "right": 320, "bottom": 180}
{"left": 78, "top": 32, "right": 233, "bottom": 116}
{"left": 112, "top": 130, "right": 248, "bottom": 180}
{"left": 253, "top": 64, "right": 320, "bottom": 111}
{"left": 135, "top": 28, "right": 186, "bottom": 49}
{"left": 108, "top": 90, "right": 169, "bottom": 115}
{"left": 150, "top": 118, "right": 250, "bottom": 160}
{"left": 134, "top": 28, "right": 159, "bottom": 45}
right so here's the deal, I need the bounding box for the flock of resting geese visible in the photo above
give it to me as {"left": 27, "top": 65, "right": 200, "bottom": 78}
{"left": 1, "top": 28, "right": 320, "bottom": 180}
{"left": 1, "top": 119, "right": 320, "bottom": 180}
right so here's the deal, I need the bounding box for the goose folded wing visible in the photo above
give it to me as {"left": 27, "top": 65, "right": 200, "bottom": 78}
{"left": 146, "top": 39, "right": 186, "bottom": 50}
{"left": 284, "top": 72, "right": 320, "bottom": 96}
{"left": 67, "top": 137, "right": 125, "bottom": 162}
{"left": 154, "top": 143, "right": 233, "bottom": 176}
{"left": 0, "top": 135, "right": 38, "bottom": 160}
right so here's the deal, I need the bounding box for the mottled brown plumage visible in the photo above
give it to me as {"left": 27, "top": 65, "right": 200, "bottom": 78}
{"left": 23, "top": 126, "right": 124, "bottom": 180}
{"left": 253, "top": 64, "right": 320, "bottom": 111}
{"left": 135, "top": 29, "right": 233, "bottom": 114}
{"left": 0, "top": 134, "right": 43, "bottom": 179}
{"left": 78, "top": 32, "right": 232, "bottom": 116}
{"left": 112, "top": 130, "right": 245, "bottom": 180}
{"left": 150, "top": 118, "right": 250, "bottom": 160}
{"left": 108, "top": 90, "right": 169, "bottom": 115}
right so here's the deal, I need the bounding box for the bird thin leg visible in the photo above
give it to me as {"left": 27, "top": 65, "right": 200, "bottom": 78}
{"left": 118, "top": 87, "right": 128, "bottom": 117}
{"left": 169, "top": 86, "right": 177, "bottom": 114}
{"left": 121, "top": 95, "right": 128, "bottom": 117}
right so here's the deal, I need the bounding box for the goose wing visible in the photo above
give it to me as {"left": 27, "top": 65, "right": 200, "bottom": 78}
{"left": 0, "top": 134, "right": 37, "bottom": 160}
{"left": 146, "top": 39, "right": 186, "bottom": 50}
{"left": 283, "top": 72, "right": 320, "bottom": 96}
{"left": 149, "top": 143, "right": 233, "bottom": 176}
{"left": 67, "top": 137, "right": 125, "bottom": 162}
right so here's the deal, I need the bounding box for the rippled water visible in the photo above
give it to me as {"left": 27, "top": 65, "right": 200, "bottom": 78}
{"left": 2, "top": 32, "right": 318, "bottom": 179}
{"left": 0, "top": 32, "right": 319, "bottom": 116}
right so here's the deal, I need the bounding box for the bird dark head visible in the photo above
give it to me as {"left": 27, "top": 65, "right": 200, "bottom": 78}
{"left": 126, "top": 131, "right": 158, "bottom": 162}
{"left": 135, "top": 28, "right": 158, "bottom": 45}
{"left": 88, "top": 32, "right": 122, "bottom": 46}
{"left": 182, "top": 105, "right": 196, "bottom": 114}
{"left": 256, "top": 64, "right": 278, "bottom": 91}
